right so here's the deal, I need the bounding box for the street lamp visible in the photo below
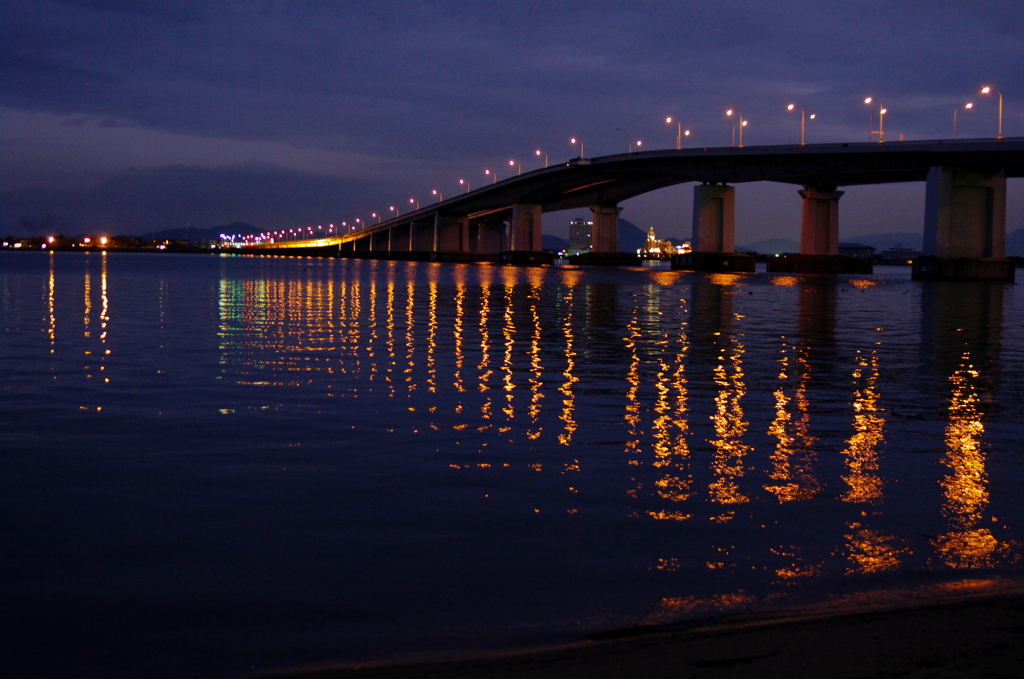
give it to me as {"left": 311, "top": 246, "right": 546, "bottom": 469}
{"left": 509, "top": 159, "right": 520, "bottom": 175}
{"left": 786, "top": 104, "right": 815, "bottom": 145}
{"left": 953, "top": 102, "right": 973, "bottom": 139}
{"left": 372, "top": 212, "right": 380, "bottom": 223}
{"left": 535, "top": 149, "right": 548, "bottom": 167}
{"left": 725, "top": 110, "right": 747, "bottom": 147}
{"left": 865, "top": 97, "right": 886, "bottom": 141}
{"left": 484, "top": 169, "right": 495, "bottom": 183}
{"left": 431, "top": 189, "right": 443, "bottom": 202}
{"left": 458, "top": 178, "right": 470, "bottom": 193}
{"left": 665, "top": 117, "right": 690, "bottom": 150}
{"left": 389, "top": 205, "right": 398, "bottom": 217}
{"left": 980, "top": 86, "right": 1003, "bottom": 139}
{"left": 409, "top": 197, "right": 419, "bottom": 210}
{"left": 570, "top": 137, "right": 584, "bottom": 159}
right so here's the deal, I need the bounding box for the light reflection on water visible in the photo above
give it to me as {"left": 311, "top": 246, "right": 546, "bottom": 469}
{"left": 2, "top": 252, "right": 1024, "bottom": 679}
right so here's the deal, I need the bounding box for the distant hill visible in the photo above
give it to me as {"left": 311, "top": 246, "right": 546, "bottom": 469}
{"left": 619, "top": 219, "right": 646, "bottom": 251}
{"left": 1007, "top": 228, "right": 1024, "bottom": 257}
{"left": 141, "top": 222, "right": 261, "bottom": 242}
{"left": 738, "top": 238, "right": 799, "bottom": 254}
{"left": 843, "top": 231, "right": 923, "bottom": 251}
{"left": 542, "top": 234, "right": 569, "bottom": 251}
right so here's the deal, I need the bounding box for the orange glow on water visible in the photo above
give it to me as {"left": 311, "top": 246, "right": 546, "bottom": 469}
{"left": 841, "top": 351, "right": 886, "bottom": 503}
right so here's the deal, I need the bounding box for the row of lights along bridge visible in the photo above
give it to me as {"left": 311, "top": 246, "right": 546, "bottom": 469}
{"left": 226, "top": 86, "right": 1006, "bottom": 246}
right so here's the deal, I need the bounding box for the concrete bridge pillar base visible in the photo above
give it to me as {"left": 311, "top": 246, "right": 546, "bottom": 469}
{"left": 912, "top": 257, "right": 1015, "bottom": 282}
{"left": 692, "top": 184, "right": 735, "bottom": 253}
{"left": 509, "top": 204, "right": 542, "bottom": 251}
{"left": 799, "top": 187, "right": 843, "bottom": 256}
{"left": 914, "top": 167, "right": 1011, "bottom": 281}
{"left": 590, "top": 205, "right": 622, "bottom": 253}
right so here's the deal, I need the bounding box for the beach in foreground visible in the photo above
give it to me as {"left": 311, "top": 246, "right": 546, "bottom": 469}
{"left": 253, "top": 580, "right": 1024, "bottom": 679}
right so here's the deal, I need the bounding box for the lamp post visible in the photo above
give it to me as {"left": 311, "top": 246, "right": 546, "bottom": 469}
{"left": 372, "top": 212, "right": 380, "bottom": 223}
{"left": 980, "top": 86, "right": 1003, "bottom": 139}
{"left": 953, "top": 102, "right": 973, "bottom": 139}
{"left": 431, "top": 189, "right": 443, "bottom": 202}
{"left": 389, "top": 205, "right": 398, "bottom": 218}
{"left": 458, "top": 179, "right": 470, "bottom": 193}
{"left": 725, "top": 110, "right": 747, "bottom": 147}
{"left": 786, "top": 104, "right": 815, "bottom": 145}
{"left": 865, "top": 97, "right": 886, "bottom": 141}
{"left": 509, "top": 159, "right": 520, "bottom": 175}
{"left": 409, "top": 197, "right": 419, "bottom": 210}
{"left": 570, "top": 137, "right": 584, "bottom": 159}
{"left": 665, "top": 117, "right": 691, "bottom": 149}
{"left": 535, "top": 149, "right": 548, "bottom": 167}
{"left": 484, "top": 169, "right": 495, "bottom": 183}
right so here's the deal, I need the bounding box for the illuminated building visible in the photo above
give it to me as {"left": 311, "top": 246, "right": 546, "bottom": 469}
{"left": 568, "top": 218, "right": 593, "bottom": 254}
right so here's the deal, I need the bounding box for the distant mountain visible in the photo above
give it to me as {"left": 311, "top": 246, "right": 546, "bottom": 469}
{"left": 1007, "top": 228, "right": 1024, "bottom": 257}
{"left": 542, "top": 234, "right": 569, "bottom": 251}
{"left": 843, "top": 231, "right": 923, "bottom": 252}
{"left": 738, "top": 238, "right": 799, "bottom": 254}
{"left": 141, "top": 222, "right": 261, "bottom": 242}
{"left": 619, "top": 219, "right": 646, "bottom": 251}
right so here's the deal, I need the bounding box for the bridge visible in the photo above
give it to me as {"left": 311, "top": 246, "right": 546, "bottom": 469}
{"left": 243, "top": 138, "right": 1024, "bottom": 280}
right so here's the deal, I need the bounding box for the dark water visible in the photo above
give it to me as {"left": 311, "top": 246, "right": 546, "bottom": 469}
{"left": 2, "top": 251, "right": 1023, "bottom": 678}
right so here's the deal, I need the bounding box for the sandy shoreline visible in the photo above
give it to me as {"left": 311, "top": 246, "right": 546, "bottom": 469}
{"left": 245, "top": 578, "right": 1024, "bottom": 679}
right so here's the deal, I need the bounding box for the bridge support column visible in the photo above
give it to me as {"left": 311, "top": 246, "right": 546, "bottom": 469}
{"left": 767, "top": 186, "right": 870, "bottom": 274}
{"left": 410, "top": 220, "right": 436, "bottom": 254}
{"left": 590, "top": 205, "right": 621, "bottom": 253}
{"left": 914, "top": 167, "right": 1013, "bottom": 281}
{"left": 799, "top": 187, "right": 843, "bottom": 255}
{"left": 509, "top": 203, "right": 542, "bottom": 251}
{"left": 370, "top": 229, "right": 390, "bottom": 256}
{"left": 673, "top": 184, "right": 754, "bottom": 272}
{"left": 435, "top": 214, "right": 473, "bottom": 260}
{"left": 475, "top": 221, "right": 506, "bottom": 255}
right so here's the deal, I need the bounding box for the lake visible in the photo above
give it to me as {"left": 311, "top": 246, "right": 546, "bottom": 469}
{"left": 2, "top": 251, "right": 1023, "bottom": 678}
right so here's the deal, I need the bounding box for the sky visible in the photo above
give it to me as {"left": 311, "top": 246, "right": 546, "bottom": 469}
{"left": 2, "top": 0, "right": 1022, "bottom": 244}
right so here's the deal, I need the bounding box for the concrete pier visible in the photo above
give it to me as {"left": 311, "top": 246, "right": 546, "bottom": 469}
{"left": 915, "top": 167, "right": 1013, "bottom": 281}
{"left": 509, "top": 204, "right": 542, "bottom": 251}
{"left": 590, "top": 205, "right": 622, "bottom": 253}
{"left": 674, "top": 184, "right": 754, "bottom": 272}
{"left": 436, "top": 215, "right": 470, "bottom": 253}
{"left": 768, "top": 186, "right": 869, "bottom": 274}
{"left": 799, "top": 187, "right": 843, "bottom": 255}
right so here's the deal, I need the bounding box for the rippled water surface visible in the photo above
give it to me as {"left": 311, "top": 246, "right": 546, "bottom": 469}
{"left": 3, "top": 251, "right": 1024, "bottom": 678}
